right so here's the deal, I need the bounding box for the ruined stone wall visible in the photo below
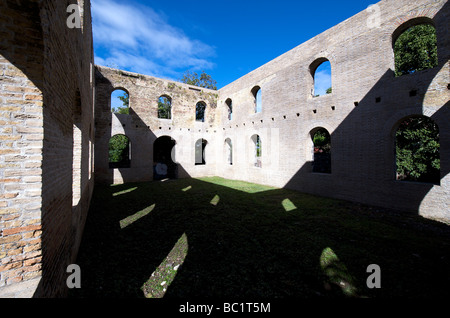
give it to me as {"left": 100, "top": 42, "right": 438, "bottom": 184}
{"left": 217, "top": 0, "right": 449, "bottom": 221}
{"left": 1, "top": 0, "right": 446, "bottom": 299}
{"left": 95, "top": 0, "right": 449, "bottom": 223}
{"left": 0, "top": 0, "right": 95, "bottom": 297}
{"left": 94, "top": 66, "right": 219, "bottom": 184}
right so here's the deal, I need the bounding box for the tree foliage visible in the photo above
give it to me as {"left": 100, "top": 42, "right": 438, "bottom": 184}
{"left": 396, "top": 117, "right": 440, "bottom": 183}
{"left": 158, "top": 96, "right": 171, "bottom": 119}
{"left": 312, "top": 129, "right": 331, "bottom": 174}
{"left": 109, "top": 135, "right": 130, "bottom": 167}
{"left": 180, "top": 70, "right": 217, "bottom": 90}
{"left": 112, "top": 92, "right": 129, "bottom": 114}
{"left": 313, "top": 129, "right": 331, "bottom": 153}
{"left": 393, "top": 24, "right": 440, "bottom": 183}
{"left": 195, "top": 102, "right": 206, "bottom": 122}
{"left": 394, "top": 24, "right": 438, "bottom": 77}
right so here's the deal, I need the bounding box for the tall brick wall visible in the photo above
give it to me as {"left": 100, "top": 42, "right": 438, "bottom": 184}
{"left": 0, "top": 0, "right": 45, "bottom": 297}
{"left": 0, "top": 0, "right": 95, "bottom": 297}
{"left": 217, "top": 0, "right": 449, "bottom": 221}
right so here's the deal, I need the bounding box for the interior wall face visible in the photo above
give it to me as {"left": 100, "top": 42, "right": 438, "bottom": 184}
{"left": 94, "top": 66, "right": 220, "bottom": 185}
{"left": 95, "top": 0, "right": 449, "bottom": 222}
{"left": 0, "top": 0, "right": 448, "bottom": 299}
{"left": 0, "top": 0, "right": 95, "bottom": 297}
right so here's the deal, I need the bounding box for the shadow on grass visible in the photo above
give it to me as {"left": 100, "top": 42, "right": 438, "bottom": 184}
{"left": 70, "top": 177, "right": 450, "bottom": 298}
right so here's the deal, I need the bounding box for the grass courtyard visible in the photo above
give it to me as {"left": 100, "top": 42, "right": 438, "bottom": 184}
{"left": 70, "top": 177, "right": 450, "bottom": 298}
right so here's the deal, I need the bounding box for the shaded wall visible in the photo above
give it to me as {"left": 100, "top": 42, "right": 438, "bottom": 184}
{"left": 0, "top": 0, "right": 95, "bottom": 297}
{"left": 94, "top": 66, "right": 219, "bottom": 185}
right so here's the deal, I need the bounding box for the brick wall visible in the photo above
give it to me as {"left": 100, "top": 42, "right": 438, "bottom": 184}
{"left": 0, "top": 0, "right": 45, "bottom": 297}
{"left": 94, "top": 66, "right": 219, "bottom": 185}
{"left": 0, "top": 0, "right": 95, "bottom": 297}
{"left": 217, "top": 0, "right": 449, "bottom": 221}
{"left": 0, "top": 0, "right": 448, "bottom": 298}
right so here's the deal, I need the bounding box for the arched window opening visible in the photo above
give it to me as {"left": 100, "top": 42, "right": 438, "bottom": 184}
{"left": 153, "top": 136, "right": 177, "bottom": 180}
{"left": 111, "top": 89, "right": 129, "bottom": 114}
{"left": 225, "top": 138, "right": 233, "bottom": 165}
{"left": 311, "top": 128, "right": 331, "bottom": 173}
{"left": 393, "top": 21, "right": 438, "bottom": 77}
{"left": 251, "top": 134, "right": 262, "bottom": 168}
{"left": 195, "top": 138, "right": 207, "bottom": 165}
{"left": 251, "top": 86, "right": 262, "bottom": 113}
{"left": 158, "top": 95, "right": 172, "bottom": 119}
{"left": 109, "top": 134, "right": 131, "bottom": 168}
{"left": 225, "top": 98, "right": 233, "bottom": 120}
{"left": 311, "top": 59, "right": 332, "bottom": 97}
{"left": 196, "top": 101, "right": 206, "bottom": 122}
{"left": 395, "top": 116, "right": 440, "bottom": 184}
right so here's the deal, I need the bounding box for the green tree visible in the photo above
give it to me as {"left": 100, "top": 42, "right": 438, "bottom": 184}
{"left": 313, "top": 129, "right": 331, "bottom": 153}
{"left": 180, "top": 70, "right": 217, "bottom": 90}
{"left": 396, "top": 117, "right": 440, "bottom": 183}
{"left": 326, "top": 87, "right": 332, "bottom": 94}
{"left": 158, "top": 96, "right": 171, "bottom": 119}
{"left": 109, "top": 135, "right": 130, "bottom": 168}
{"left": 195, "top": 102, "right": 206, "bottom": 122}
{"left": 394, "top": 24, "right": 438, "bottom": 77}
{"left": 393, "top": 24, "right": 440, "bottom": 183}
{"left": 112, "top": 92, "right": 129, "bottom": 114}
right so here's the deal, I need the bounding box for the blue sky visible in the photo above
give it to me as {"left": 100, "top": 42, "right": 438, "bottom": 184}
{"left": 93, "top": 0, "right": 377, "bottom": 89}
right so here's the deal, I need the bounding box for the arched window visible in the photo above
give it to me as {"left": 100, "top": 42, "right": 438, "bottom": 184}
{"left": 111, "top": 89, "right": 129, "bottom": 114}
{"left": 251, "top": 86, "right": 262, "bottom": 113}
{"left": 225, "top": 138, "right": 233, "bottom": 165}
{"left": 251, "top": 134, "right": 261, "bottom": 168}
{"left": 158, "top": 95, "right": 172, "bottom": 119}
{"left": 196, "top": 101, "right": 206, "bottom": 122}
{"left": 395, "top": 116, "right": 440, "bottom": 184}
{"left": 393, "top": 20, "right": 438, "bottom": 77}
{"left": 225, "top": 98, "right": 233, "bottom": 120}
{"left": 310, "top": 128, "right": 331, "bottom": 173}
{"left": 195, "top": 138, "right": 207, "bottom": 165}
{"left": 109, "top": 134, "right": 131, "bottom": 168}
{"left": 310, "top": 58, "right": 332, "bottom": 97}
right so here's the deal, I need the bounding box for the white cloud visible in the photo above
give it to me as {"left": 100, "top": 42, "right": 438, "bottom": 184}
{"left": 92, "top": 0, "right": 216, "bottom": 79}
{"left": 314, "top": 69, "right": 332, "bottom": 96}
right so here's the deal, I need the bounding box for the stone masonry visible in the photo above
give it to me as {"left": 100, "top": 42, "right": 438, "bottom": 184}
{"left": 0, "top": 0, "right": 95, "bottom": 297}
{"left": 0, "top": 0, "right": 449, "bottom": 297}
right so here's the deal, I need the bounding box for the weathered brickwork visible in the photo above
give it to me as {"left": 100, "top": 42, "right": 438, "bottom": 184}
{"left": 0, "top": 0, "right": 95, "bottom": 297}
{"left": 94, "top": 66, "right": 219, "bottom": 184}
{"left": 0, "top": 0, "right": 449, "bottom": 298}
{"left": 216, "top": 0, "right": 449, "bottom": 220}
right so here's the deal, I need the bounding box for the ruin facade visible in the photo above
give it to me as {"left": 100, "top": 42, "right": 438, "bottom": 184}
{"left": 0, "top": 0, "right": 449, "bottom": 297}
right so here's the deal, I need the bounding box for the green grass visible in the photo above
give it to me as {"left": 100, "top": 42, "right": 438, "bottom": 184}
{"left": 70, "top": 177, "right": 450, "bottom": 298}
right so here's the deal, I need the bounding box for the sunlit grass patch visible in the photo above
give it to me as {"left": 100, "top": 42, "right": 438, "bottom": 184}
{"left": 320, "top": 247, "right": 358, "bottom": 297}
{"left": 182, "top": 186, "right": 192, "bottom": 192}
{"left": 210, "top": 194, "right": 220, "bottom": 206}
{"left": 113, "top": 186, "right": 137, "bottom": 197}
{"left": 282, "top": 198, "right": 297, "bottom": 211}
{"left": 142, "top": 233, "right": 188, "bottom": 298}
{"left": 198, "top": 176, "right": 276, "bottom": 193}
{"left": 120, "top": 204, "right": 155, "bottom": 229}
